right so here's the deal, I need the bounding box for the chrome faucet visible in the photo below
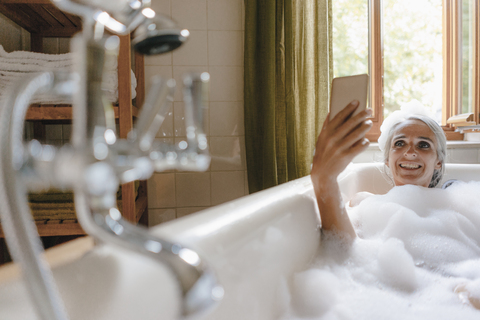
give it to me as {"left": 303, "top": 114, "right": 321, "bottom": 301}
{"left": 0, "top": 1, "right": 222, "bottom": 320}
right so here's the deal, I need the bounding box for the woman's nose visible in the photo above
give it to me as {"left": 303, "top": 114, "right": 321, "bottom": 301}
{"left": 404, "top": 145, "right": 417, "bottom": 158}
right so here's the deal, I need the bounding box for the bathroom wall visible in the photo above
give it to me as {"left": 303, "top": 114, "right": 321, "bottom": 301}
{"left": 145, "top": 0, "right": 247, "bottom": 225}
{"left": 0, "top": 1, "right": 247, "bottom": 227}
{"left": 5, "top": 0, "right": 476, "bottom": 228}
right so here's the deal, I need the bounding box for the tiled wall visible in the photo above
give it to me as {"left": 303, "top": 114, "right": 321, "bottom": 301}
{"left": 146, "top": 0, "right": 247, "bottom": 226}
{"left": 0, "top": 2, "right": 247, "bottom": 227}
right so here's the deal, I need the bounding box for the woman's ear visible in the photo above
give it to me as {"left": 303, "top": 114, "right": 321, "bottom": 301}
{"left": 435, "top": 159, "right": 442, "bottom": 170}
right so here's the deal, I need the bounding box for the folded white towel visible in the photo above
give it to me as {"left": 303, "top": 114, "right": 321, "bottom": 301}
{"left": 0, "top": 45, "right": 135, "bottom": 104}
{"left": 0, "top": 45, "right": 117, "bottom": 71}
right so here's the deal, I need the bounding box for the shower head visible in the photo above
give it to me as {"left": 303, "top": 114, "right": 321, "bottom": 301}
{"left": 52, "top": 1, "right": 188, "bottom": 54}
{"left": 132, "top": 14, "right": 189, "bottom": 55}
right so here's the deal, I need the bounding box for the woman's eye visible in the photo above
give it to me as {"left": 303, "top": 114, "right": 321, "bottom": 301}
{"left": 394, "top": 140, "right": 404, "bottom": 147}
{"left": 418, "top": 141, "right": 430, "bottom": 148}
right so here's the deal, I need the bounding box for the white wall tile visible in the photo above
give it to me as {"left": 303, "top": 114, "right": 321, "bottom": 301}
{"left": 155, "top": 110, "right": 174, "bottom": 138}
{"left": 145, "top": 66, "right": 173, "bottom": 90}
{"left": 172, "top": 0, "right": 207, "bottom": 30}
{"left": 154, "top": 137, "right": 175, "bottom": 145}
{"left": 174, "top": 102, "right": 209, "bottom": 137}
{"left": 176, "top": 172, "right": 211, "bottom": 206}
{"left": 172, "top": 66, "right": 209, "bottom": 101}
{"left": 141, "top": 0, "right": 246, "bottom": 218}
{"left": 150, "top": 0, "right": 171, "bottom": 16}
{"left": 147, "top": 173, "right": 176, "bottom": 208}
{"left": 177, "top": 206, "right": 208, "bottom": 218}
{"left": 209, "top": 102, "right": 244, "bottom": 136}
{"left": 173, "top": 102, "right": 186, "bottom": 137}
{"left": 145, "top": 53, "right": 172, "bottom": 66}
{"left": 209, "top": 66, "right": 243, "bottom": 101}
{"left": 148, "top": 208, "right": 176, "bottom": 227}
{"left": 173, "top": 30, "right": 208, "bottom": 66}
{"left": 208, "top": 31, "right": 243, "bottom": 66}
{"left": 210, "top": 136, "right": 245, "bottom": 171}
{"left": 151, "top": 138, "right": 177, "bottom": 172}
{"left": 211, "top": 171, "right": 245, "bottom": 205}
{"left": 207, "top": 0, "right": 243, "bottom": 30}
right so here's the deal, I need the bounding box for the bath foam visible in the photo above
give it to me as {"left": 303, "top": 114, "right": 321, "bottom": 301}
{"left": 282, "top": 182, "right": 480, "bottom": 320}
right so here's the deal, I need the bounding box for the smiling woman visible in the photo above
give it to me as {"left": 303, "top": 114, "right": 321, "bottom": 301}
{"left": 379, "top": 102, "right": 448, "bottom": 189}
{"left": 311, "top": 100, "right": 447, "bottom": 237}
{"left": 387, "top": 121, "right": 442, "bottom": 187}
{"left": 384, "top": 117, "right": 446, "bottom": 188}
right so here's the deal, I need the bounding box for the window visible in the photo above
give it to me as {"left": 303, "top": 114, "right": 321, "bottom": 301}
{"left": 333, "top": 0, "right": 480, "bottom": 141}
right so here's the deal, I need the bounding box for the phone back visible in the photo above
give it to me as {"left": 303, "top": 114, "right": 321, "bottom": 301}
{"left": 329, "top": 74, "right": 369, "bottom": 120}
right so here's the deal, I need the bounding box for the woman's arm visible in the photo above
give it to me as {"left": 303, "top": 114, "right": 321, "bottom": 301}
{"left": 311, "top": 100, "right": 372, "bottom": 238}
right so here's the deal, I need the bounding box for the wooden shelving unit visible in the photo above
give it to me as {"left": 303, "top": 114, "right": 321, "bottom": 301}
{"left": 0, "top": 0, "right": 148, "bottom": 245}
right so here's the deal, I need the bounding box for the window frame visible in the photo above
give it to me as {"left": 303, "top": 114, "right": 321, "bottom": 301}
{"left": 365, "top": 0, "right": 480, "bottom": 142}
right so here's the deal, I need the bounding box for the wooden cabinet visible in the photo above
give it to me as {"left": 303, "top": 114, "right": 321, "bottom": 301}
{"left": 0, "top": 0, "right": 148, "bottom": 242}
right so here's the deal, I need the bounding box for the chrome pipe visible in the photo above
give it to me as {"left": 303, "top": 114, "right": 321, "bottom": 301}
{"left": 0, "top": 72, "right": 71, "bottom": 320}
{"left": 0, "top": 1, "right": 221, "bottom": 320}
{"left": 74, "top": 187, "right": 222, "bottom": 317}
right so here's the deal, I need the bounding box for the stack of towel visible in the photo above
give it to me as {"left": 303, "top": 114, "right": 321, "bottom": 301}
{"left": 0, "top": 45, "right": 136, "bottom": 105}
{"left": 26, "top": 183, "right": 139, "bottom": 221}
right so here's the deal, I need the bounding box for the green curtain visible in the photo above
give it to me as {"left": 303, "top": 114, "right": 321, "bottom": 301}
{"left": 244, "top": 0, "right": 333, "bottom": 193}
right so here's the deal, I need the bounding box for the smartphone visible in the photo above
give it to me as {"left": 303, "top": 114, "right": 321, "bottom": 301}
{"left": 329, "top": 74, "right": 369, "bottom": 120}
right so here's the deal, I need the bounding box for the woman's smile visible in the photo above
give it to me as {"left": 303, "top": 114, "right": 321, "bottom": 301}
{"left": 399, "top": 162, "right": 421, "bottom": 169}
{"left": 387, "top": 119, "right": 442, "bottom": 187}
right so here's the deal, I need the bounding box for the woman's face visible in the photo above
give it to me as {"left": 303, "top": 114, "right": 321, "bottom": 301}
{"left": 386, "top": 119, "right": 442, "bottom": 187}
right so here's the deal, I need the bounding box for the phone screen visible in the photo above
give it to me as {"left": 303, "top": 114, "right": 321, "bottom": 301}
{"left": 329, "top": 74, "right": 369, "bottom": 120}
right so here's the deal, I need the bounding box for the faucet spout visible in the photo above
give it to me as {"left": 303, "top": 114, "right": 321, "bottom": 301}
{"left": 0, "top": 72, "right": 72, "bottom": 320}
{"left": 0, "top": 2, "right": 222, "bottom": 320}
{"left": 74, "top": 186, "right": 223, "bottom": 317}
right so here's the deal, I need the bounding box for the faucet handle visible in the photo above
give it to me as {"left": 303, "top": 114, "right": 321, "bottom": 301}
{"left": 182, "top": 72, "right": 209, "bottom": 151}
{"left": 131, "top": 75, "right": 175, "bottom": 152}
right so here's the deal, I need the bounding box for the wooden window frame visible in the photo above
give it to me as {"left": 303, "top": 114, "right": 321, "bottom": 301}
{"left": 365, "top": 0, "right": 480, "bottom": 142}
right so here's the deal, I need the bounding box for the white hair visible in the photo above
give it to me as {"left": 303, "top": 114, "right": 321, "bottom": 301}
{"left": 378, "top": 101, "right": 447, "bottom": 188}
{"left": 381, "top": 115, "right": 446, "bottom": 188}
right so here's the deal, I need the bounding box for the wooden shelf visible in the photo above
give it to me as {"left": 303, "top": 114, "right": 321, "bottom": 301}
{"left": 25, "top": 104, "right": 140, "bottom": 120}
{"left": 0, "top": 0, "right": 81, "bottom": 37}
{"left": 0, "top": 0, "right": 148, "bottom": 262}
{"left": 0, "top": 190, "right": 148, "bottom": 238}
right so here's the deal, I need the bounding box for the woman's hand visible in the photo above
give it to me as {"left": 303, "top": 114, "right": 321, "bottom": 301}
{"left": 311, "top": 100, "right": 372, "bottom": 191}
{"left": 310, "top": 100, "right": 372, "bottom": 238}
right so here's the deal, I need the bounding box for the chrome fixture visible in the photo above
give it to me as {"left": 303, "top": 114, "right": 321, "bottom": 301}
{"left": 0, "top": 1, "right": 221, "bottom": 320}
{"left": 132, "top": 14, "right": 189, "bottom": 55}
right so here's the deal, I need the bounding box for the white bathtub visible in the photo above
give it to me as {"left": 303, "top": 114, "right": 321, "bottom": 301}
{"left": 1, "top": 162, "right": 479, "bottom": 319}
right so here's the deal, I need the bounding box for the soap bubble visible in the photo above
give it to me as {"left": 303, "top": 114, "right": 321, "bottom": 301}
{"left": 284, "top": 181, "right": 480, "bottom": 319}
